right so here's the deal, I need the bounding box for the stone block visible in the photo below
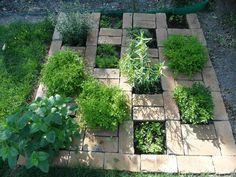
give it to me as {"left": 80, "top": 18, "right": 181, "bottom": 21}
{"left": 148, "top": 48, "right": 159, "bottom": 58}
{"left": 119, "top": 121, "right": 134, "bottom": 154}
{"left": 133, "top": 94, "right": 163, "bottom": 107}
{"left": 85, "top": 46, "right": 96, "bottom": 67}
{"left": 156, "top": 29, "right": 168, "bottom": 47}
{"left": 212, "top": 92, "right": 228, "bottom": 120}
{"left": 158, "top": 47, "right": 167, "bottom": 62}
{"left": 168, "top": 29, "right": 192, "bottom": 36}
{"left": 202, "top": 67, "right": 220, "bottom": 91}
{"left": 49, "top": 40, "right": 62, "bottom": 56}
{"left": 86, "top": 128, "right": 118, "bottom": 137}
{"left": 98, "top": 36, "right": 122, "bottom": 45}
{"left": 213, "top": 156, "right": 236, "bottom": 174}
{"left": 94, "top": 68, "right": 120, "bottom": 79}
{"left": 156, "top": 13, "right": 167, "bottom": 29}
{"left": 186, "top": 13, "right": 201, "bottom": 29}
{"left": 71, "top": 131, "right": 85, "bottom": 151}
{"left": 175, "top": 80, "right": 204, "bottom": 88}
{"left": 86, "top": 29, "right": 98, "bottom": 46}
{"left": 52, "top": 151, "right": 70, "bottom": 166}
{"left": 191, "top": 28, "right": 207, "bottom": 46}
{"left": 123, "top": 13, "right": 133, "bottom": 28}
{"left": 99, "top": 28, "right": 122, "bottom": 37}
{"left": 161, "top": 68, "right": 176, "bottom": 91}
{"left": 163, "top": 92, "right": 180, "bottom": 120}
{"left": 120, "top": 76, "right": 132, "bottom": 91}
{"left": 35, "top": 84, "right": 47, "bottom": 99}
{"left": 61, "top": 46, "right": 85, "bottom": 56}
{"left": 104, "top": 153, "right": 140, "bottom": 172}
{"left": 89, "top": 13, "right": 101, "bottom": 29}
{"left": 52, "top": 28, "right": 62, "bottom": 40}
{"left": 133, "top": 107, "right": 165, "bottom": 121}
{"left": 133, "top": 13, "right": 156, "bottom": 29}
{"left": 98, "top": 79, "right": 120, "bottom": 86}
{"left": 175, "top": 72, "right": 203, "bottom": 81}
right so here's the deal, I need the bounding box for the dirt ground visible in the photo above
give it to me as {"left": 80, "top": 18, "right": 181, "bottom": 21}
{"left": 0, "top": 0, "right": 236, "bottom": 141}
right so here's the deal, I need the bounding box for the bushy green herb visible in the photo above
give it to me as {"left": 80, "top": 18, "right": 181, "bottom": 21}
{"left": 56, "top": 12, "right": 90, "bottom": 46}
{"left": 0, "top": 95, "right": 79, "bottom": 173}
{"left": 163, "top": 34, "right": 207, "bottom": 77}
{"left": 96, "top": 44, "right": 119, "bottom": 68}
{"left": 100, "top": 15, "right": 122, "bottom": 29}
{"left": 174, "top": 83, "right": 214, "bottom": 124}
{"left": 41, "top": 50, "right": 87, "bottom": 97}
{"left": 77, "top": 79, "right": 129, "bottom": 131}
{"left": 120, "top": 32, "right": 164, "bottom": 94}
{"left": 0, "top": 20, "right": 53, "bottom": 122}
{"left": 135, "top": 122, "right": 165, "bottom": 154}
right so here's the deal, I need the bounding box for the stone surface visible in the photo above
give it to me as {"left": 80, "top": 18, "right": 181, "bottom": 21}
{"left": 141, "top": 155, "right": 177, "bottom": 173}
{"left": 98, "top": 79, "right": 120, "bottom": 86}
{"left": 104, "top": 153, "right": 140, "bottom": 172}
{"left": 183, "top": 138, "right": 221, "bottom": 155}
{"left": 122, "top": 30, "right": 132, "bottom": 47}
{"left": 69, "top": 151, "right": 104, "bottom": 168}
{"left": 175, "top": 80, "right": 204, "bottom": 88}
{"left": 94, "top": 68, "right": 120, "bottom": 79}
{"left": 156, "top": 13, "right": 167, "bottom": 29}
{"left": 85, "top": 46, "right": 96, "bottom": 67}
{"left": 89, "top": 13, "right": 101, "bottom": 29}
{"left": 133, "top": 107, "right": 165, "bottom": 121}
{"left": 61, "top": 46, "right": 85, "bottom": 56}
{"left": 158, "top": 47, "right": 167, "bottom": 62}
{"left": 202, "top": 67, "right": 220, "bottom": 91}
{"left": 123, "top": 13, "right": 133, "bottom": 28}
{"left": 71, "top": 131, "right": 85, "bottom": 151}
{"left": 133, "top": 13, "right": 156, "bottom": 28}
{"left": 133, "top": 94, "right": 163, "bottom": 107}
{"left": 191, "top": 28, "right": 207, "bottom": 46}
{"left": 52, "top": 28, "right": 62, "bottom": 40}
{"left": 175, "top": 72, "right": 203, "bottom": 81}
{"left": 166, "top": 121, "right": 184, "bottom": 155}
{"left": 181, "top": 124, "right": 217, "bottom": 140}
{"left": 156, "top": 29, "right": 168, "bottom": 47}
{"left": 86, "top": 29, "right": 98, "bottom": 46}
{"left": 161, "top": 68, "right": 176, "bottom": 91}
{"left": 214, "top": 121, "right": 236, "bottom": 155}
{"left": 52, "top": 151, "right": 70, "bottom": 166}
{"left": 86, "top": 128, "right": 118, "bottom": 137}
{"left": 17, "top": 155, "right": 26, "bottom": 165}
{"left": 177, "top": 156, "right": 215, "bottom": 173}
{"left": 99, "top": 28, "right": 122, "bottom": 37}
{"left": 83, "top": 134, "right": 118, "bottom": 153}
{"left": 120, "top": 76, "right": 132, "bottom": 91}
{"left": 121, "top": 47, "right": 128, "bottom": 57}
{"left": 98, "top": 36, "right": 122, "bottom": 45}
{"left": 212, "top": 92, "right": 228, "bottom": 120}
{"left": 186, "top": 13, "right": 201, "bottom": 29}
{"left": 48, "top": 40, "right": 62, "bottom": 56}
{"left": 148, "top": 48, "right": 159, "bottom": 58}
{"left": 119, "top": 121, "right": 134, "bottom": 154}
{"left": 163, "top": 92, "right": 180, "bottom": 120}
{"left": 168, "top": 29, "right": 192, "bottom": 36}
{"left": 213, "top": 156, "right": 236, "bottom": 174}
{"left": 35, "top": 84, "right": 47, "bottom": 99}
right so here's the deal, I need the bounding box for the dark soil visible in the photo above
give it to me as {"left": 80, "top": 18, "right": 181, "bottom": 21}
{"left": 100, "top": 14, "right": 122, "bottom": 29}
{"left": 132, "top": 80, "right": 163, "bottom": 95}
{"left": 167, "top": 14, "right": 189, "bottom": 29}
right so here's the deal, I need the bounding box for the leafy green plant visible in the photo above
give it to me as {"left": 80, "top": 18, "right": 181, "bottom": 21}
{"left": 96, "top": 44, "right": 119, "bottom": 68}
{"left": 135, "top": 122, "right": 165, "bottom": 154}
{"left": 163, "top": 34, "right": 207, "bottom": 77}
{"left": 100, "top": 15, "right": 122, "bottom": 29}
{"left": 0, "top": 95, "right": 79, "bottom": 173}
{"left": 174, "top": 83, "right": 214, "bottom": 124}
{"left": 120, "top": 32, "right": 164, "bottom": 94}
{"left": 77, "top": 79, "right": 129, "bottom": 131}
{"left": 56, "top": 11, "right": 90, "bottom": 46}
{"left": 41, "top": 50, "right": 87, "bottom": 96}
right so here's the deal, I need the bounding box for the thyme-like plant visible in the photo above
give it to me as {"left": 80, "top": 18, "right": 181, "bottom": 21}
{"left": 119, "top": 32, "right": 164, "bottom": 94}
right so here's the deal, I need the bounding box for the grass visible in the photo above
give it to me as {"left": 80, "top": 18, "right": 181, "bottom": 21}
{"left": 0, "top": 20, "right": 53, "bottom": 122}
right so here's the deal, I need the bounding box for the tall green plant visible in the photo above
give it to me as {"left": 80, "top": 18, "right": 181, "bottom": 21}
{"left": 0, "top": 95, "right": 79, "bottom": 173}
{"left": 119, "top": 32, "right": 164, "bottom": 93}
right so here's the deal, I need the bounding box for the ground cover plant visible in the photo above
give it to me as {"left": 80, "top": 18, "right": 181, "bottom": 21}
{"left": 167, "top": 14, "right": 188, "bottom": 28}
{"left": 120, "top": 32, "right": 164, "bottom": 94}
{"left": 56, "top": 11, "right": 90, "bottom": 46}
{"left": 163, "top": 34, "right": 207, "bottom": 77}
{"left": 134, "top": 122, "right": 166, "bottom": 154}
{"left": 173, "top": 83, "right": 214, "bottom": 124}
{"left": 95, "top": 44, "right": 120, "bottom": 68}
{"left": 77, "top": 79, "right": 129, "bottom": 131}
{"left": 41, "top": 50, "right": 87, "bottom": 97}
{"left": 0, "top": 20, "right": 53, "bottom": 123}
{"left": 0, "top": 95, "right": 79, "bottom": 173}
{"left": 100, "top": 14, "right": 122, "bottom": 29}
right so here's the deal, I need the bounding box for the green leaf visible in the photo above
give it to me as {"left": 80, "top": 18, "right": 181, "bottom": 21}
{"left": 9, "top": 147, "right": 18, "bottom": 157}
{"left": 0, "top": 129, "right": 12, "bottom": 140}
{"left": 38, "top": 160, "right": 49, "bottom": 173}
{"left": 8, "top": 156, "right": 17, "bottom": 169}
{"left": 16, "top": 112, "right": 32, "bottom": 129}
{"left": 38, "top": 151, "right": 49, "bottom": 161}
{"left": 45, "top": 113, "right": 62, "bottom": 125}
{"left": 45, "top": 131, "right": 55, "bottom": 143}
{"left": 30, "top": 123, "right": 40, "bottom": 133}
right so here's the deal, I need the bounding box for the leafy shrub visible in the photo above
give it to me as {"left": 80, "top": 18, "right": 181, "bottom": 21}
{"left": 119, "top": 32, "right": 164, "bottom": 94}
{"left": 100, "top": 15, "right": 122, "bottom": 29}
{"left": 77, "top": 79, "right": 129, "bottom": 131}
{"left": 41, "top": 50, "right": 87, "bottom": 96}
{"left": 0, "top": 95, "right": 79, "bottom": 173}
{"left": 96, "top": 44, "right": 119, "bottom": 68}
{"left": 174, "top": 83, "right": 214, "bottom": 124}
{"left": 135, "top": 122, "right": 165, "bottom": 154}
{"left": 56, "top": 12, "right": 90, "bottom": 46}
{"left": 163, "top": 34, "right": 207, "bottom": 77}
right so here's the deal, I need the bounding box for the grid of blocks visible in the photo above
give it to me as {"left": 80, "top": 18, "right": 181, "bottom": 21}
{"left": 18, "top": 13, "right": 236, "bottom": 174}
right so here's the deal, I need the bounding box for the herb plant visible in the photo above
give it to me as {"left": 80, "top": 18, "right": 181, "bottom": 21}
{"left": 95, "top": 44, "right": 120, "bottom": 68}
{"left": 120, "top": 32, "right": 164, "bottom": 94}
{"left": 77, "top": 79, "right": 129, "bottom": 131}
{"left": 41, "top": 50, "right": 87, "bottom": 97}
{"left": 135, "top": 122, "right": 165, "bottom": 154}
{"left": 0, "top": 95, "right": 79, "bottom": 173}
{"left": 56, "top": 12, "right": 90, "bottom": 46}
{"left": 163, "top": 34, "right": 207, "bottom": 77}
{"left": 100, "top": 15, "right": 122, "bottom": 29}
{"left": 174, "top": 83, "right": 214, "bottom": 124}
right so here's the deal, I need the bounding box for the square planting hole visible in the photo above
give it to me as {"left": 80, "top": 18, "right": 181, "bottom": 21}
{"left": 127, "top": 28, "right": 157, "bottom": 48}
{"left": 100, "top": 14, "right": 123, "bottom": 29}
{"left": 132, "top": 79, "right": 163, "bottom": 95}
{"left": 167, "top": 14, "right": 189, "bottom": 29}
{"left": 95, "top": 44, "right": 121, "bottom": 68}
{"left": 134, "top": 121, "right": 166, "bottom": 154}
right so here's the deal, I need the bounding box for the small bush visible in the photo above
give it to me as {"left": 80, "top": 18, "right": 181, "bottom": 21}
{"left": 120, "top": 32, "right": 164, "bottom": 94}
{"left": 77, "top": 79, "right": 129, "bottom": 131}
{"left": 163, "top": 34, "right": 207, "bottom": 77}
{"left": 56, "top": 12, "right": 90, "bottom": 46}
{"left": 135, "top": 122, "right": 165, "bottom": 154}
{"left": 100, "top": 15, "right": 122, "bottom": 29}
{"left": 96, "top": 44, "right": 119, "bottom": 68}
{"left": 41, "top": 50, "right": 87, "bottom": 96}
{"left": 173, "top": 83, "right": 214, "bottom": 124}
{"left": 0, "top": 95, "right": 79, "bottom": 173}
